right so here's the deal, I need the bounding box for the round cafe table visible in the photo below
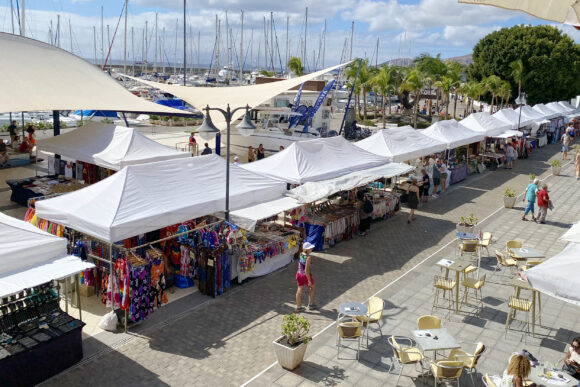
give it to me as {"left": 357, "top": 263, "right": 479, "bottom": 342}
{"left": 338, "top": 302, "right": 368, "bottom": 318}
{"left": 527, "top": 365, "right": 578, "bottom": 386}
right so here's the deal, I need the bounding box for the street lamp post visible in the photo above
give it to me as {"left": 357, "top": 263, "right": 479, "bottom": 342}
{"left": 515, "top": 92, "right": 527, "bottom": 156}
{"left": 195, "top": 104, "right": 256, "bottom": 221}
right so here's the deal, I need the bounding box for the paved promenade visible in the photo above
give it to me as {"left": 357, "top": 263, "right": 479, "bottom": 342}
{"left": 10, "top": 141, "right": 575, "bottom": 386}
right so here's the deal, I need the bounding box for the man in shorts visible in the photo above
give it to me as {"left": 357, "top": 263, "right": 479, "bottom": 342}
{"left": 431, "top": 158, "right": 442, "bottom": 198}
{"left": 562, "top": 132, "right": 571, "bottom": 160}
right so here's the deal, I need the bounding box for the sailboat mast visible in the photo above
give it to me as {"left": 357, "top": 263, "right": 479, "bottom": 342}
{"left": 303, "top": 7, "right": 307, "bottom": 70}
{"left": 270, "top": 11, "right": 274, "bottom": 74}
{"left": 349, "top": 21, "right": 354, "bottom": 60}
{"left": 57, "top": 15, "right": 60, "bottom": 48}
{"left": 198, "top": 30, "right": 200, "bottom": 75}
{"left": 322, "top": 19, "right": 326, "bottom": 69}
{"left": 69, "top": 19, "right": 73, "bottom": 53}
{"left": 101, "top": 6, "right": 104, "bottom": 66}
{"left": 183, "top": 0, "right": 187, "bottom": 85}
{"left": 240, "top": 10, "right": 243, "bottom": 84}
{"left": 376, "top": 37, "right": 379, "bottom": 67}
{"left": 123, "top": 0, "right": 128, "bottom": 75}
{"left": 154, "top": 13, "right": 158, "bottom": 72}
{"left": 162, "top": 27, "right": 166, "bottom": 74}
{"left": 20, "top": 0, "right": 25, "bottom": 36}
{"left": 285, "top": 16, "right": 289, "bottom": 74}
{"left": 263, "top": 16, "right": 267, "bottom": 70}
{"left": 144, "top": 20, "right": 148, "bottom": 73}
{"left": 93, "top": 26, "right": 97, "bottom": 64}
{"left": 10, "top": 0, "right": 14, "bottom": 34}
{"left": 131, "top": 26, "right": 135, "bottom": 75}
{"left": 174, "top": 18, "right": 178, "bottom": 75}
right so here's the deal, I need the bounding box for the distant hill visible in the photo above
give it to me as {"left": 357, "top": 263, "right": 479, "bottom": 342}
{"left": 445, "top": 54, "right": 473, "bottom": 66}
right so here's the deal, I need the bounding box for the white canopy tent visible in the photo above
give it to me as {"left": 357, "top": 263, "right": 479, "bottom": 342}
{"left": 546, "top": 102, "right": 574, "bottom": 114}
{"left": 558, "top": 101, "right": 580, "bottom": 116}
{"left": 124, "top": 62, "right": 350, "bottom": 129}
{"left": 560, "top": 221, "right": 580, "bottom": 243}
{"left": 514, "top": 105, "right": 550, "bottom": 124}
{"left": 459, "top": 112, "right": 510, "bottom": 137}
{"left": 419, "top": 120, "right": 485, "bottom": 149}
{"left": 36, "top": 122, "right": 189, "bottom": 171}
{"left": 526, "top": 243, "right": 580, "bottom": 307}
{"left": 532, "top": 104, "right": 562, "bottom": 120}
{"left": 230, "top": 162, "right": 414, "bottom": 230}
{"left": 492, "top": 108, "right": 534, "bottom": 129}
{"left": 0, "top": 33, "right": 187, "bottom": 115}
{"left": 0, "top": 212, "right": 94, "bottom": 298}
{"left": 355, "top": 126, "right": 447, "bottom": 162}
{"left": 35, "top": 155, "right": 288, "bottom": 242}
{"left": 242, "top": 136, "right": 390, "bottom": 184}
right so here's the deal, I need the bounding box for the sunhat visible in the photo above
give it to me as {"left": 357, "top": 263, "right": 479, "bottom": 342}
{"left": 303, "top": 241, "right": 315, "bottom": 250}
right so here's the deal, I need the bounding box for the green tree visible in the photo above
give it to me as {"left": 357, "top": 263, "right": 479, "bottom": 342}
{"left": 414, "top": 53, "right": 446, "bottom": 116}
{"left": 259, "top": 69, "right": 274, "bottom": 77}
{"left": 481, "top": 75, "right": 502, "bottom": 114}
{"left": 498, "top": 80, "right": 512, "bottom": 108}
{"left": 345, "top": 59, "right": 372, "bottom": 121}
{"left": 445, "top": 61, "right": 463, "bottom": 119}
{"left": 371, "top": 64, "right": 394, "bottom": 128}
{"left": 469, "top": 25, "right": 580, "bottom": 104}
{"left": 509, "top": 58, "right": 524, "bottom": 97}
{"left": 400, "top": 67, "right": 424, "bottom": 128}
{"left": 287, "top": 56, "right": 304, "bottom": 77}
{"left": 434, "top": 76, "right": 454, "bottom": 119}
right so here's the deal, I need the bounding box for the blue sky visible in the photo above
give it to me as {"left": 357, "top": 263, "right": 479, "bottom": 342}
{"left": 1, "top": 0, "right": 578, "bottom": 69}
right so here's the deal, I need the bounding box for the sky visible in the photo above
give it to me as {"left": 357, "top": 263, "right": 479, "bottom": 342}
{"left": 0, "top": 0, "right": 579, "bottom": 71}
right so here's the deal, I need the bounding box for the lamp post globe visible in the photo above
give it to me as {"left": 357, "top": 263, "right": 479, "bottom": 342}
{"left": 196, "top": 106, "right": 220, "bottom": 141}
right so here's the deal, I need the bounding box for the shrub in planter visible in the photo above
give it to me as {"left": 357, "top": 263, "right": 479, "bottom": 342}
{"left": 457, "top": 213, "right": 478, "bottom": 234}
{"left": 273, "top": 313, "right": 311, "bottom": 370}
{"left": 529, "top": 173, "right": 536, "bottom": 181}
{"left": 550, "top": 159, "right": 561, "bottom": 176}
{"left": 503, "top": 187, "right": 517, "bottom": 208}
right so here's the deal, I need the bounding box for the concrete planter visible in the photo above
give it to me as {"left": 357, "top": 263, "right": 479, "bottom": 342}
{"left": 456, "top": 224, "right": 476, "bottom": 234}
{"left": 503, "top": 196, "right": 517, "bottom": 208}
{"left": 551, "top": 166, "right": 561, "bottom": 176}
{"left": 273, "top": 336, "right": 308, "bottom": 370}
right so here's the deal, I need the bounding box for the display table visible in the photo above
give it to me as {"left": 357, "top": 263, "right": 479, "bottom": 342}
{"left": 536, "top": 134, "right": 548, "bottom": 147}
{"left": 237, "top": 250, "right": 297, "bottom": 283}
{"left": 449, "top": 164, "right": 467, "bottom": 185}
{"left": 6, "top": 176, "right": 85, "bottom": 206}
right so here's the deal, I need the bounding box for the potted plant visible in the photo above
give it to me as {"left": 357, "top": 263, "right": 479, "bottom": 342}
{"left": 273, "top": 313, "right": 311, "bottom": 370}
{"left": 503, "top": 187, "right": 517, "bottom": 208}
{"left": 529, "top": 173, "right": 536, "bottom": 181}
{"left": 550, "top": 159, "right": 561, "bottom": 176}
{"left": 457, "top": 213, "right": 478, "bottom": 234}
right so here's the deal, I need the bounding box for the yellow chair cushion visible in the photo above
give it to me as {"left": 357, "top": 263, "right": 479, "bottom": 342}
{"left": 338, "top": 322, "right": 362, "bottom": 338}
{"left": 462, "top": 275, "right": 485, "bottom": 289}
{"left": 430, "top": 360, "right": 463, "bottom": 379}
{"left": 434, "top": 277, "right": 456, "bottom": 291}
{"left": 399, "top": 347, "right": 424, "bottom": 364}
{"left": 509, "top": 297, "right": 531, "bottom": 312}
{"left": 417, "top": 315, "right": 441, "bottom": 330}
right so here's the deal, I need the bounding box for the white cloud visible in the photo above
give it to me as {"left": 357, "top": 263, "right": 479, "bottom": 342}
{"left": 442, "top": 24, "right": 502, "bottom": 47}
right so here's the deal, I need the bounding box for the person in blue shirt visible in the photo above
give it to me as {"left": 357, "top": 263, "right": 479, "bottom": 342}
{"left": 522, "top": 178, "right": 539, "bottom": 222}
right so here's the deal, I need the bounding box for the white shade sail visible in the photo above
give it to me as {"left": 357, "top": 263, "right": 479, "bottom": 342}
{"left": 125, "top": 61, "right": 350, "bottom": 129}
{"left": 35, "top": 155, "right": 288, "bottom": 242}
{"left": 533, "top": 104, "right": 562, "bottom": 120}
{"left": 355, "top": 126, "right": 447, "bottom": 162}
{"left": 419, "top": 120, "right": 485, "bottom": 149}
{"left": 36, "top": 122, "right": 189, "bottom": 171}
{"left": 242, "top": 136, "right": 390, "bottom": 184}
{"left": 0, "top": 33, "right": 188, "bottom": 115}
{"left": 459, "top": 112, "right": 510, "bottom": 137}
{"left": 492, "top": 108, "right": 534, "bottom": 129}
{"left": 458, "top": 0, "right": 580, "bottom": 26}
{"left": 0, "top": 212, "right": 94, "bottom": 298}
{"left": 560, "top": 221, "right": 580, "bottom": 243}
{"left": 526, "top": 243, "right": 580, "bottom": 306}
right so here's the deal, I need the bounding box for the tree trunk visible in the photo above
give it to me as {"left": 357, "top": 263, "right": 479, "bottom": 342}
{"left": 374, "top": 93, "right": 378, "bottom": 118}
{"left": 388, "top": 94, "right": 392, "bottom": 115}
{"left": 427, "top": 85, "right": 432, "bottom": 117}
{"left": 435, "top": 88, "right": 440, "bottom": 116}
{"left": 489, "top": 95, "right": 495, "bottom": 115}
{"left": 382, "top": 94, "right": 386, "bottom": 128}
{"left": 363, "top": 92, "right": 367, "bottom": 121}
{"left": 453, "top": 94, "right": 458, "bottom": 119}
{"left": 414, "top": 89, "right": 419, "bottom": 129}
{"left": 445, "top": 93, "right": 450, "bottom": 119}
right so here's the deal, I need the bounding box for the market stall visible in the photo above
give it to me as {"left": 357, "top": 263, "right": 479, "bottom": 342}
{"left": 514, "top": 106, "right": 550, "bottom": 147}
{"left": 492, "top": 108, "right": 534, "bottom": 130}
{"left": 459, "top": 112, "right": 510, "bottom": 137}
{"left": 32, "top": 155, "right": 290, "bottom": 326}
{"left": 242, "top": 136, "right": 390, "bottom": 184}
{"left": 355, "top": 126, "right": 447, "bottom": 163}
{"left": 420, "top": 120, "right": 484, "bottom": 184}
{"left": 0, "top": 212, "right": 94, "bottom": 385}
{"left": 6, "top": 122, "right": 189, "bottom": 206}
{"left": 532, "top": 104, "right": 564, "bottom": 142}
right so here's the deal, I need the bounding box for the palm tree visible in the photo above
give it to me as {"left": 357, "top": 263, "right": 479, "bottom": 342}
{"left": 344, "top": 61, "right": 362, "bottom": 119}
{"left": 445, "top": 61, "right": 462, "bottom": 119}
{"left": 368, "top": 66, "right": 380, "bottom": 119}
{"left": 510, "top": 58, "right": 523, "bottom": 97}
{"left": 287, "top": 56, "right": 304, "bottom": 77}
{"left": 358, "top": 61, "right": 372, "bottom": 121}
{"left": 481, "top": 75, "right": 502, "bottom": 114}
{"left": 400, "top": 67, "right": 424, "bottom": 128}
{"left": 434, "top": 76, "right": 454, "bottom": 119}
{"left": 498, "top": 80, "right": 512, "bottom": 108}
{"left": 259, "top": 69, "right": 274, "bottom": 77}
{"left": 372, "top": 64, "right": 392, "bottom": 128}
{"left": 414, "top": 54, "right": 446, "bottom": 116}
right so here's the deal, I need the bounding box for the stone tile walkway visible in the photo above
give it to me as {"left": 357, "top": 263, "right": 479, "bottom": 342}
{"left": 20, "top": 142, "right": 578, "bottom": 387}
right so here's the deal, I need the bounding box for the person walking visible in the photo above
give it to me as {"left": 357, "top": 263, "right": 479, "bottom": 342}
{"left": 406, "top": 176, "right": 420, "bottom": 224}
{"left": 431, "top": 158, "right": 442, "bottom": 198}
{"left": 562, "top": 132, "right": 571, "bottom": 160}
{"left": 295, "top": 242, "right": 316, "bottom": 312}
{"left": 440, "top": 160, "right": 449, "bottom": 193}
{"left": 536, "top": 183, "right": 550, "bottom": 224}
{"left": 575, "top": 149, "right": 580, "bottom": 180}
{"left": 256, "top": 144, "right": 265, "bottom": 160}
{"left": 247, "top": 146, "right": 256, "bottom": 162}
{"left": 522, "top": 178, "right": 539, "bottom": 222}
{"left": 505, "top": 142, "right": 515, "bottom": 169}
{"left": 420, "top": 169, "right": 430, "bottom": 202}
